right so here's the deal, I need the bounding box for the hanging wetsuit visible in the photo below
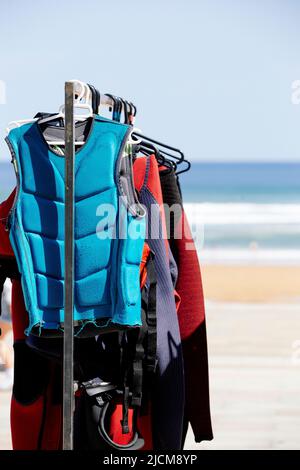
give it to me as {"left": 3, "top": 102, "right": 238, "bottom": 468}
{"left": 1, "top": 192, "right": 63, "bottom": 449}
{"left": 159, "top": 168, "right": 213, "bottom": 444}
{"left": 133, "top": 155, "right": 185, "bottom": 450}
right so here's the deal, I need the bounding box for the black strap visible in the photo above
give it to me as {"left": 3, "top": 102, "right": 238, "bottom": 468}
{"left": 81, "top": 381, "right": 145, "bottom": 450}
{"left": 88, "top": 84, "right": 100, "bottom": 114}
{"left": 96, "top": 395, "right": 145, "bottom": 450}
{"left": 121, "top": 385, "right": 130, "bottom": 433}
{"left": 126, "top": 253, "right": 157, "bottom": 413}
{"left": 119, "top": 326, "right": 144, "bottom": 432}
{"left": 117, "top": 251, "right": 157, "bottom": 430}
{"left": 143, "top": 255, "right": 157, "bottom": 375}
{"left": 131, "top": 319, "right": 146, "bottom": 408}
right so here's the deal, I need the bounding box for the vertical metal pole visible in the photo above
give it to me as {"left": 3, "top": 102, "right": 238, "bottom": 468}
{"left": 63, "top": 81, "right": 75, "bottom": 450}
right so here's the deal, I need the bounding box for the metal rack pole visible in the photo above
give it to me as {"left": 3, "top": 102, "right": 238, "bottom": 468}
{"left": 63, "top": 81, "right": 75, "bottom": 450}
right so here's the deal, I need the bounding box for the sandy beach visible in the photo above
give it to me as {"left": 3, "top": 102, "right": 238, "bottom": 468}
{"left": 186, "top": 300, "right": 300, "bottom": 450}
{"left": 201, "top": 265, "right": 300, "bottom": 303}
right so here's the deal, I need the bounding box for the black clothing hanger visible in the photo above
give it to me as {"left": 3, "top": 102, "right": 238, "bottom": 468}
{"left": 136, "top": 140, "right": 174, "bottom": 173}
{"left": 132, "top": 132, "right": 190, "bottom": 174}
{"left": 157, "top": 148, "right": 191, "bottom": 175}
{"left": 132, "top": 132, "right": 184, "bottom": 164}
{"left": 88, "top": 84, "right": 100, "bottom": 114}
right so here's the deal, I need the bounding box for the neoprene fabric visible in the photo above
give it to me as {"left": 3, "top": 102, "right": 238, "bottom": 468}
{"left": 1, "top": 190, "right": 153, "bottom": 450}
{"left": 11, "top": 279, "right": 62, "bottom": 450}
{"left": 6, "top": 117, "right": 145, "bottom": 332}
{"left": 159, "top": 168, "right": 213, "bottom": 443}
{"left": 133, "top": 155, "right": 185, "bottom": 450}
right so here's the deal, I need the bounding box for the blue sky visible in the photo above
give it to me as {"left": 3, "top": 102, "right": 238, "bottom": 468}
{"left": 0, "top": 0, "right": 300, "bottom": 162}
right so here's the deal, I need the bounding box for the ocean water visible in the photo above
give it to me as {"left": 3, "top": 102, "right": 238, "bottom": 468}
{"left": 1, "top": 161, "right": 299, "bottom": 265}
{"left": 179, "top": 163, "right": 300, "bottom": 265}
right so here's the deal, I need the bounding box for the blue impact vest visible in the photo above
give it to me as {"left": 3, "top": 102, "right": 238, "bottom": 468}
{"left": 6, "top": 116, "right": 146, "bottom": 335}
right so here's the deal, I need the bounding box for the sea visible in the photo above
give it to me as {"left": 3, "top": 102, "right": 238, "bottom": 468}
{"left": 0, "top": 161, "right": 299, "bottom": 266}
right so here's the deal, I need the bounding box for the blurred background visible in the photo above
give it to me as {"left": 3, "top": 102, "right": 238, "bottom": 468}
{"left": 0, "top": 0, "right": 300, "bottom": 450}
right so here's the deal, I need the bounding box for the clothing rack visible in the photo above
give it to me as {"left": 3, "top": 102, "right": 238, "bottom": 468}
{"left": 63, "top": 81, "right": 75, "bottom": 450}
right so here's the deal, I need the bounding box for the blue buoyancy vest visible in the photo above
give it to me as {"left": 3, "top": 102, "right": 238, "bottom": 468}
{"left": 6, "top": 116, "right": 146, "bottom": 335}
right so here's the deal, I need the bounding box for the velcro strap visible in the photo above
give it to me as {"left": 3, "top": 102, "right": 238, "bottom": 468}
{"left": 131, "top": 323, "right": 146, "bottom": 407}
{"left": 121, "top": 386, "right": 130, "bottom": 434}
{"left": 144, "top": 255, "right": 157, "bottom": 374}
